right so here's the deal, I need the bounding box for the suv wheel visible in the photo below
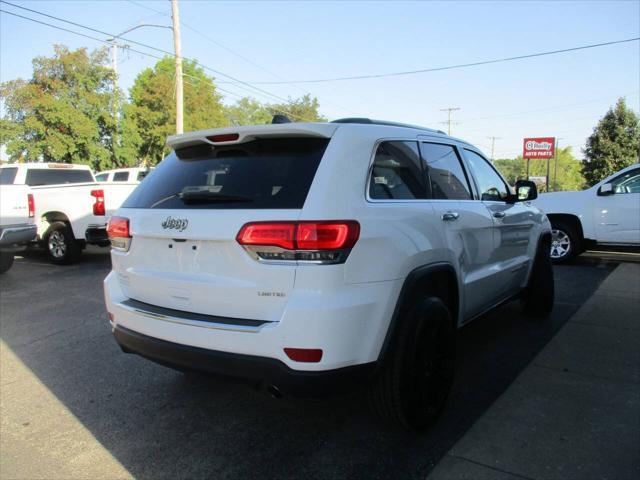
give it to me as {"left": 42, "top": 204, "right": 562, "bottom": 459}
{"left": 0, "top": 252, "right": 14, "bottom": 274}
{"left": 370, "top": 297, "right": 456, "bottom": 431}
{"left": 550, "top": 220, "right": 580, "bottom": 264}
{"left": 522, "top": 237, "right": 555, "bottom": 317}
{"left": 44, "top": 222, "right": 81, "bottom": 265}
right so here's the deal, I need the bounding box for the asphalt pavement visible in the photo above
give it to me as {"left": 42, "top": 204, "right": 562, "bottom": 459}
{"left": 428, "top": 262, "right": 640, "bottom": 480}
{"left": 0, "top": 248, "right": 621, "bottom": 479}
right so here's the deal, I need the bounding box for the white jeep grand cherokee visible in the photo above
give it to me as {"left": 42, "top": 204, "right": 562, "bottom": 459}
{"left": 104, "top": 118, "right": 554, "bottom": 430}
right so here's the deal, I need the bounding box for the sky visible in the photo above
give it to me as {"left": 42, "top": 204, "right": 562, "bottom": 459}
{"left": 1, "top": 0, "right": 639, "bottom": 160}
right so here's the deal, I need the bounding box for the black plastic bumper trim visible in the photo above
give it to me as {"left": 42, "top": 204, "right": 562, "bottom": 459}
{"left": 121, "top": 298, "right": 272, "bottom": 328}
{"left": 113, "top": 325, "right": 376, "bottom": 397}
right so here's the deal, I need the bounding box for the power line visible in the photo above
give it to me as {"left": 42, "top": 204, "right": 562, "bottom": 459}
{"left": 124, "top": 0, "right": 356, "bottom": 114}
{"left": 241, "top": 37, "right": 640, "bottom": 84}
{"left": 0, "top": 9, "right": 164, "bottom": 61}
{"left": 0, "top": 1, "right": 311, "bottom": 114}
{"left": 0, "top": 7, "right": 314, "bottom": 122}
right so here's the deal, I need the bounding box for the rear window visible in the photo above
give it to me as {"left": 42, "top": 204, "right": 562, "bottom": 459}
{"left": 25, "top": 168, "right": 94, "bottom": 186}
{"left": 123, "top": 137, "right": 329, "bottom": 209}
{"left": 0, "top": 167, "right": 18, "bottom": 185}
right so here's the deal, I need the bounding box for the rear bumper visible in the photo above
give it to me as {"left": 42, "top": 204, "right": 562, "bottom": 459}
{"left": 0, "top": 224, "right": 37, "bottom": 251}
{"left": 85, "top": 226, "right": 109, "bottom": 246}
{"left": 113, "top": 324, "right": 375, "bottom": 397}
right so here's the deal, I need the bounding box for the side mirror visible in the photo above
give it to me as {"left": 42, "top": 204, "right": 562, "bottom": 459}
{"left": 513, "top": 180, "right": 538, "bottom": 202}
{"left": 598, "top": 183, "right": 614, "bottom": 196}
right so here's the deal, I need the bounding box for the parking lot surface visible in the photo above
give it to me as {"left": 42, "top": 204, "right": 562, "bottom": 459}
{"left": 0, "top": 249, "right": 620, "bottom": 479}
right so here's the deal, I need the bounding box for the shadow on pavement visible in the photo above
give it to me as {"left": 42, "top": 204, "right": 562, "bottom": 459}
{"left": 0, "top": 253, "right": 617, "bottom": 479}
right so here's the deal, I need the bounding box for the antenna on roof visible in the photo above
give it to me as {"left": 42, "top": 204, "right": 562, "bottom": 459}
{"left": 271, "top": 114, "right": 292, "bottom": 124}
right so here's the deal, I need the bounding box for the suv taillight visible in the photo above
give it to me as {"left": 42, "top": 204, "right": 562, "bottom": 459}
{"left": 91, "top": 189, "right": 105, "bottom": 216}
{"left": 107, "top": 216, "right": 131, "bottom": 251}
{"left": 27, "top": 193, "right": 35, "bottom": 218}
{"left": 236, "top": 221, "right": 359, "bottom": 264}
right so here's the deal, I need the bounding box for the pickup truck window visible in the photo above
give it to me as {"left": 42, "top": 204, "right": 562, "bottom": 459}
{"left": 464, "top": 150, "right": 510, "bottom": 201}
{"left": 113, "top": 171, "right": 129, "bottom": 182}
{"left": 25, "top": 169, "right": 94, "bottom": 186}
{"left": 95, "top": 173, "right": 108, "bottom": 182}
{"left": 419, "top": 143, "right": 472, "bottom": 200}
{"left": 0, "top": 167, "right": 18, "bottom": 185}
{"left": 611, "top": 168, "right": 640, "bottom": 194}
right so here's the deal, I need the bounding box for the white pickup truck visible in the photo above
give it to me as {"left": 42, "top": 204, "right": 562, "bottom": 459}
{"left": 533, "top": 163, "right": 640, "bottom": 263}
{"left": 0, "top": 184, "right": 37, "bottom": 273}
{"left": 0, "top": 163, "right": 138, "bottom": 264}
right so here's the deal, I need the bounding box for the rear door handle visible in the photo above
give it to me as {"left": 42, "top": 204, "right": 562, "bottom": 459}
{"left": 442, "top": 212, "right": 459, "bottom": 222}
{"left": 493, "top": 211, "right": 506, "bottom": 219}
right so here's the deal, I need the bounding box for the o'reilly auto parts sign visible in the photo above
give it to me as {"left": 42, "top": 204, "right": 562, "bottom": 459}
{"left": 523, "top": 137, "right": 555, "bottom": 158}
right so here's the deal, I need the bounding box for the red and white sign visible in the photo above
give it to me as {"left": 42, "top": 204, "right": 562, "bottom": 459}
{"left": 523, "top": 137, "right": 555, "bottom": 159}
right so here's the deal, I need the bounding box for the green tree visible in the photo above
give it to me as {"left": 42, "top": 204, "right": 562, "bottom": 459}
{"left": 582, "top": 97, "right": 640, "bottom": 186}
{"left": 0, "top": 45, "right": 127, "bottom": 170}
{"left": 267, "top": 94, "right": 326, "bottom": 122}
{"left": 129, "top": 57, "right": 228, "bottom": 164}
{"left": 494, "top": 147, "right": 585, "bottom": 192}
{"left": 225, "top": 97, "right": 271, "bottom": 126}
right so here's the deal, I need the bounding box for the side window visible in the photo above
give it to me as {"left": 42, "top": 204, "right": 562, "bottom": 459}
{"left": 610, "top": 168, "right": 640, "bottom": 194}
{"left": 419, "top": 143, "right": 472, "bottom": 200}
{"left": 137, "top": 170, "right": 150, "bottom": 182}
{"left": 0, "top": 167, "right": 18, "bottom": 185}
{"left": 369, "top": 141, "right": 427, "bottom": 200}
{"left": 113, "top": 171, "right": 129, "bottom": 182}
{"left": 95, "top": 173, "right": 108, "bottom": 182}
{"left": 464, "top": 150, "right": 510, "bottom": 201}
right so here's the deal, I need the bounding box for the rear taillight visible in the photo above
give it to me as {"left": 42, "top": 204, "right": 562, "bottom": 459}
{"left": 107, "top": 216, "right": 131, "bottom": 251}
{"left": 237, "top": 221, "right": 360, "bottom": 264}
{"left": 27, "top": 193, "right": 35, "bottom": 218}
{"left": 91, "top": 189, "right": 105, "bottom": 216}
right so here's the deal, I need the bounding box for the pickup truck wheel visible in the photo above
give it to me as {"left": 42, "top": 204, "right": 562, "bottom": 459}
{"left": 0, "top": 252, "right": 14, "bottom": 274}
{"left": 370, "top": 297, "right": 456, "bottom": 431}
{"left": 44, "top": 222, "right": 81, "bottom": 265}
{"left": 550, "top": 220, "right": 580, "bottom": 264}
{"left": 522, "top": 237, "right": 555, "bottom": 317}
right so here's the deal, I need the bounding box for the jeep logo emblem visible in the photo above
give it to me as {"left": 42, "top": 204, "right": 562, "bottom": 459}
{"left": 162, "top": 216, "right": 188, "bottom": 232}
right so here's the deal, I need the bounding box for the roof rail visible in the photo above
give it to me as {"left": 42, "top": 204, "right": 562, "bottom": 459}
{"left": 331, "top": 117, "right": 446, "bottom": 135}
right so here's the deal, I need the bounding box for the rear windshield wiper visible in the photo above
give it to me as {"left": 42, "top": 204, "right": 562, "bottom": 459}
{"left": 150, "top": 190, "right": 253, "bottom": 208}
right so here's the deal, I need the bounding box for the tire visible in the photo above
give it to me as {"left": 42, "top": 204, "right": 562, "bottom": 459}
{"left": 44, "top": 222, "right": 81, "bottom": 265}
{"left": 522, "top": 237, "right": 555, "bottom": 317}
{"left": 0, "top": 252, "right": 14, "bottom": 274}
{"left": 370, "top": 297, "right": 456, "bottom": 431}
{"left": 550, "top": 220, "right": 581, "bottom": 264}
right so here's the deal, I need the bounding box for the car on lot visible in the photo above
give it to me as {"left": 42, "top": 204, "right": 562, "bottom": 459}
{"left": 0, "top": 163, "right": 138, "bottom": 264}
{"left": 533, "top": 163, "right": 640, "bottom": 263}
{"left": 0, "top": 183, "right": 37, "bottom": 273}
{"left": 95, "top": 167, "right": 153, "bottom": 183}
{"left": 104, "top": 118, "right": 553, "bottom": 430}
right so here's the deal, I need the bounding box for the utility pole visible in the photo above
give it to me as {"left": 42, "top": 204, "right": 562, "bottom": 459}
{"left": 487, "top": 136, "right": 501, "bottom": 163}
{"left": 171, "top": 0, "right": 184, "bottom": 135}
{"left": 553, "top": 138, "right": 562, "bottom": 191}
{"left": 439, "top": 107, "right": 460, "bottom": 136}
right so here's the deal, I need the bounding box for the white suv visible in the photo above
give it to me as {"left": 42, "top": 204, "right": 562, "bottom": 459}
{"left": 104, "top": 118, "right": 554, "bottom": 430}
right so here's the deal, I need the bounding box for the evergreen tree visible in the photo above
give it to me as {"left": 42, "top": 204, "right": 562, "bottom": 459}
{"left": 582, "top": 97, "right": 640, "bottom": 186}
